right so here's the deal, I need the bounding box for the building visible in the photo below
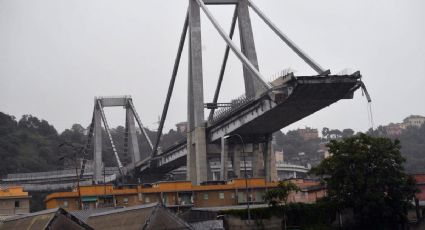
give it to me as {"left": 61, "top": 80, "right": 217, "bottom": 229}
{"left": 404, "top": 115, "right": 425, "bottom": 128}
{"left": 275, "top": 150, "right": 284, "bottom": 162}
{"left": 385, "top": 123, "right": 405, "bottom": 136}
{"left": 45, "top": 178, "right": 325, "bottom": 211}
{"left": 413, "top": 174, "right": 425, "bottom": 205}
{"left": 175, "top": 122, "right": 188, "bottom": 134}
{"left": 296, "top": 127, "right": 319, "bottom": 141}
{"left": 0, "top": 185, "right": 30, "bottom": 218}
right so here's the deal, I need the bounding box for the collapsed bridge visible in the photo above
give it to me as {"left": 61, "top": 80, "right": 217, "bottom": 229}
{"left": 68, "top": 0, "right": 370, "bottom": 185}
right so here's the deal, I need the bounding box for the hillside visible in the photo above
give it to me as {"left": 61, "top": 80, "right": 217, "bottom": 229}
{"left": 1, "top": 111, "right": 424, "bottom": 177}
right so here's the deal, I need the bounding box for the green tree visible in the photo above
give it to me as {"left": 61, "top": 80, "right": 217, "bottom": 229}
{"left": 322, "top": 127, "right": 329, "bottom": 139}
{"left": 264, "top": 181, "right": 300, "bottom": 229}
{"left": 310, "top": 134, "right": 417, "bottom": 229}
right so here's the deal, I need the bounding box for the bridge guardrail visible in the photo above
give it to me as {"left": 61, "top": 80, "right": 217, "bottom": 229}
{"left": 210, "top": 94, "right": 252, "bottom": 123}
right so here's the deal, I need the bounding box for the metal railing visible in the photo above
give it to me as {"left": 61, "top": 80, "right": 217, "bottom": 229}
{"left": 210, "top": 94, "right": 252, "bottom": 123}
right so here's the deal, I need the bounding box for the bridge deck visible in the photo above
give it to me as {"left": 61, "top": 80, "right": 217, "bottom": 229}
{"left": 136, "top": 73, "right": 362, "bottom": 180}
{"left": 230, "top": 75, "right": 360, "bottom": 135}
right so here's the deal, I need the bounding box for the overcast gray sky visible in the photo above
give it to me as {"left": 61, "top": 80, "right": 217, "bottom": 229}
{"left": 1, "top": 0, "right": 424, "bottom": 134}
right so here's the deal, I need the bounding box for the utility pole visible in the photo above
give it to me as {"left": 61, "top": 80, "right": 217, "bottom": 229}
{"left": 58, "top": 142, "right": 83, "bottom": 210}
{"left": 224, "top": 134, "right": 251, "bottom": 222}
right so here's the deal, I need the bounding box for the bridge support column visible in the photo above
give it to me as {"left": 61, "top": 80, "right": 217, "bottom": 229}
{"left": 126, "top": 107, "right": 141, "bottom": 167}
{"left": 220, "top": 137, "right": 228, "bottom": 181}
{"left": 237, "top": 0, "right": 267, "bottom": 98}
{"left": 186, "top": 0, "right": 208, "bottom": 185}
{"left": 232, "top": 145, "right": 241, "bottom": 178}
{"left": 93, "top": 104, "right": 103, "bottom": 184}
{"left": 252, "top": 143, "right": 264, "bottom": 178}
{"left": 187, "top": 128, "right": 208, "bottom": 185}
{"left": 263, "top": 137, "right": 277, "bottom": 182}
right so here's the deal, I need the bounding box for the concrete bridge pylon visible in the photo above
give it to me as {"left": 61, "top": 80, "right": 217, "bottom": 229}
{"left": 89, "top": 96, "right": 153, "bottom": 184}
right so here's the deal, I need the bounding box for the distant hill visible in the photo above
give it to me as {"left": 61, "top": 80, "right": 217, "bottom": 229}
{"left": 0, "top": 112, "right": 184, "bottom": 177}
{"left": 272, "top": 120, "right": 425, "bottom": 174}
{"left": 1, "top": 111, "right": 424, "bottom": 177}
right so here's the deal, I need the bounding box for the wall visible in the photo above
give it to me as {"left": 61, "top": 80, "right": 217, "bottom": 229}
{"left": 0, "top": 198, "right": 30, "bottom": 215}
{"left": 194, "top": 190, "right": 238, "bottom": 207}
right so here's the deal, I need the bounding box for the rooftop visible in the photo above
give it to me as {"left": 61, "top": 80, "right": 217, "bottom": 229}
{"left": 0, "top": 185, "right": 29, "bottom": 198}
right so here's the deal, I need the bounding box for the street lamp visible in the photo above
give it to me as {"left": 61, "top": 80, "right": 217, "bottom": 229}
{"left": 224, "top": 134, "right": 251, "bottom": 222}
{"left": 58, "top": 142, "right": 84, "bottom": 210}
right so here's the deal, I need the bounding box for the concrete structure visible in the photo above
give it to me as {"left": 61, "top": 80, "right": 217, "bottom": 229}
{"left": 167, "top": 160, "right": 309, "bottom": 181}
{"left": 89, "top": 96, "right": 153, "bottom": 183}
{"left": 33, "top": 0, "right": 364, "bottom": 188}
{"left": 1, "top": 163, "right": 119, "bottom": 192}
{"left": 136, "top": 0, "right": 367, "bottom": 187}
{"left": 0, "top": 186, "right": 30, "bottom": 218}
{"left": 138, "top": 72, "right": 362, "bottom": 183}
{"left": 45, "top": 178, "right": 324, "bottom": 211}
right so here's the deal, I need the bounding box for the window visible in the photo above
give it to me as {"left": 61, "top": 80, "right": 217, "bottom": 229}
{"left": 203, "top": 193, "right": 209, "bottom": 200}
{"left": 219, "top": 192, "right": 225, "bottom": 199}
{"left": 231, "top": 193, "right": 235, "bottom": 199}
{"left": 83, "top": 202, "right": 91, "bottom": 210}
{"left": 14, "top": 200, "right": 20, "bottom": 208}
{"left": 145, "top": 197, "right": 150, "bottom": 203}
{"left": 63, "top": 201, "right": 68, "bottom": 208}
{"left": 123, "top": 197, "right": 129, "bottom": 205}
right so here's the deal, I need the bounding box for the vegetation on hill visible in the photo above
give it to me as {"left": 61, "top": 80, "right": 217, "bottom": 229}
{"left": 0, "top": 113, "right": 61, "bottom": 175}
{"left": 368, "top": 124, "right": 425, "bottom": 173}
{"left": 1, "top": 111, "right": 424, "bottom": 176}
{"left": 0, "top": 112, "right": 184, "bottom": 177}
{"left": 273, "top": 124, "right": 425, "bottom": 173}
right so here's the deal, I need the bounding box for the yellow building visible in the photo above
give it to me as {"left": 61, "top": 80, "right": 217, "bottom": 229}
{"left": 0, "top": 185, "right": 30, "bottom": 217}
{"left": 45, "top": 178, "right": 325, "bottom": 211}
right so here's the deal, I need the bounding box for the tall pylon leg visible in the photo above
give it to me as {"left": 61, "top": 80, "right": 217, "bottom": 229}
{"left": 187, "top": 0, "right": 207, "bottom": 185}
{"left": 93, "top": 103, "right": 103, "bottom": 184}
{"left": 126, "top": 107, "right": 141, "bottom": 167}
{"left": 237, "top": 0, "right": 268, "bottom": 98}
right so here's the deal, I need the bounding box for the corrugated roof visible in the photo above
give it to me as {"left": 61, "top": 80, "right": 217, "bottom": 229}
{"left": 0, "top": 208, "right": 93, "bottom": 230}
{"left": 71, "top": 207, "right": 122, "bottom": 223}
{"left": 2, "top": 208, "right": 58, "bottom": 222}
{"left": 89, "top": 203, "right": 158, "bottom": 217}
{"left": 86, "top": 203, "right": 193, "bottom": 230}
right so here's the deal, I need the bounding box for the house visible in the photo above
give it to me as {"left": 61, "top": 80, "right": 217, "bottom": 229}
{"left": 0, "top": 185, "right": 30, "bottom": 218}
{"left": 385, "top": 123, "right": 405, "bottom": 136}
{"left": 403, "top": 115, "right": 425, "bottom": 128}
{"left": 176, "top": 122, "right": 188, "bottom": 134}
{"left": 296, "top": 127, "right": 319, "bottom": 141}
